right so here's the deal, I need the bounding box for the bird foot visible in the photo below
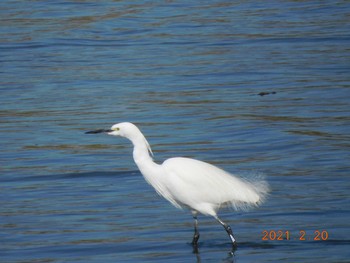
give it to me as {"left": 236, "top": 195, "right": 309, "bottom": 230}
{"left": 229, "top": 242, "right": 237, "bottom": 256}
{"left": 232, "top": 241, "right": 237, "bottom": 249}
{"left": 191, "top": 236, "right": 200, "bottom": 254}
{"left": 192, "top": 233, "right": 200, "bottom": 245}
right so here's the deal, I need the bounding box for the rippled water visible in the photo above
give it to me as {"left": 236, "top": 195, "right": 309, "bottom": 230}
{"left": 1, "top": 1, "right": 350, "bottom": 262}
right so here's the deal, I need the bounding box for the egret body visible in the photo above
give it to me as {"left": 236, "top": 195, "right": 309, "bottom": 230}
{"left": 86, "top": 122, "right": 269, "bottom": 247}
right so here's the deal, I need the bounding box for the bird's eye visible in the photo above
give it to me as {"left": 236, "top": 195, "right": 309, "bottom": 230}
{"left": 115, "top": 127, "right": 120, "bottom": 131}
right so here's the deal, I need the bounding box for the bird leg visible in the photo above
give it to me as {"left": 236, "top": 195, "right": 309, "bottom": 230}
{"left": 216, "top": 217, "right": 237, "bottom": 248}
{"left": 191, "top": 212, "right": 200, "bottom": 245}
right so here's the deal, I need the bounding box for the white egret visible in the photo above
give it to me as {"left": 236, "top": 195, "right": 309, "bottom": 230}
{"left": 86, "top": 122, "right": 269, "bottom": 247}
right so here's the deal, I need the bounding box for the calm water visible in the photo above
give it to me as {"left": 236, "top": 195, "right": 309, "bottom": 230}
{"left": 1, "top": 1, "right": 350, "bottom": 262}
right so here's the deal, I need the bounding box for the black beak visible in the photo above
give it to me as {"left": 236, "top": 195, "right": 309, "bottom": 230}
{"left": 85, "top": 129, "right": 112, "bottom": 134}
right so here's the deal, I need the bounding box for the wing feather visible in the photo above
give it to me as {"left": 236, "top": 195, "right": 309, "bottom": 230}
{"left": 162, "top": 157, "right": 269, "bottom": 213}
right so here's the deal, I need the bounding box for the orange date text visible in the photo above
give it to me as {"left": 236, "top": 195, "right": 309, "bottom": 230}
{"left": 262, "top": 230, "right": 329, "bottom": 241}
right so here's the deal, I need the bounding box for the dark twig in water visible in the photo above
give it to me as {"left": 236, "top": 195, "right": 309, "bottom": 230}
{"left": 258, "top": 91, "right": 276, "bottom": 96}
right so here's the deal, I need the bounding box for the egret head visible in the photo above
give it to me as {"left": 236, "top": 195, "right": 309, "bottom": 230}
{"left": 85, "top": 122, "right": 154, "bottom": 157}
{"left": 108, "top": 122, "right": 141, "bottom": 140}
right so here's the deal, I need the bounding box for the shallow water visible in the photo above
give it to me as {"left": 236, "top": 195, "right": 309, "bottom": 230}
{"left": 1, "top": 1, "right": 350, "bottom": 262}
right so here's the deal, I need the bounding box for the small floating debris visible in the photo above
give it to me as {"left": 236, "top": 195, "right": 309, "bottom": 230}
{"left": 258, "top": 91, "right": 276, "bottom": 96}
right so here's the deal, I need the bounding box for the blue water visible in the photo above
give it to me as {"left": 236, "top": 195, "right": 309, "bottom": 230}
{"left": 1, "top": 1, "right": 350, "bottom": 262}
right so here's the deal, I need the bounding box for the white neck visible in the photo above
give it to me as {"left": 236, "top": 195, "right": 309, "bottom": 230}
{"left": 127, "top": 130, "right": 175, "bottom": 207}
{"left": 132, "top": 135, "right": 154, "bottom": 167}
{"left": 129, "top": 135, "right": 162, "bottom": 188}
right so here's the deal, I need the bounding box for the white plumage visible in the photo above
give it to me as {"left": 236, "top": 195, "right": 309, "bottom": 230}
{"left": 86, "top": 122, "right": 269, "bottom": 247}
{"left": 162, "top": 157, "right": 267, "bottom": 214}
